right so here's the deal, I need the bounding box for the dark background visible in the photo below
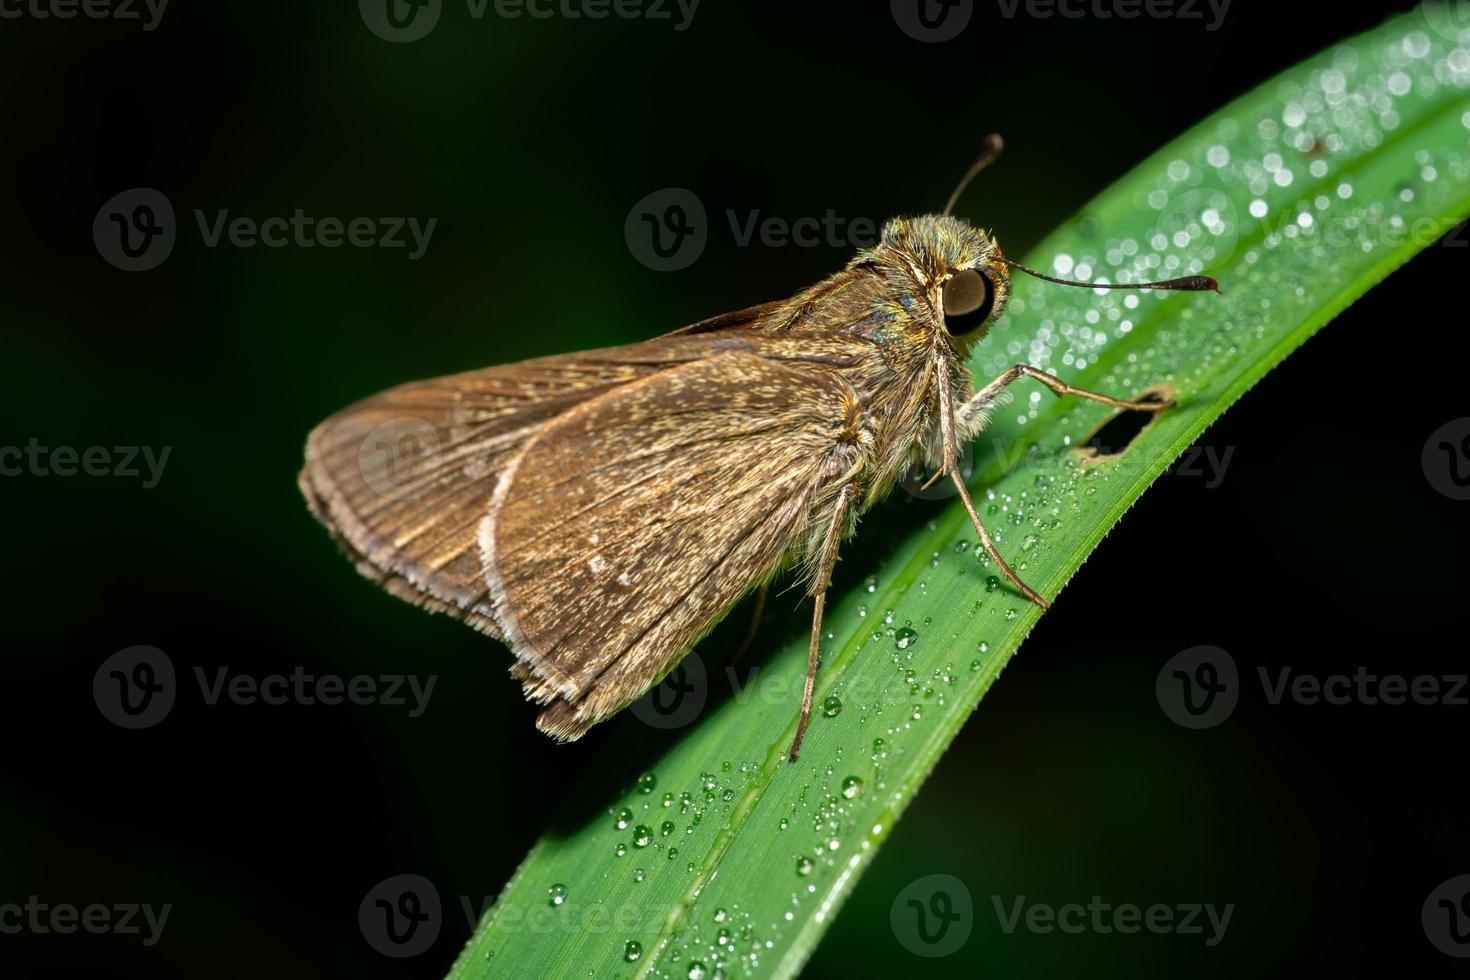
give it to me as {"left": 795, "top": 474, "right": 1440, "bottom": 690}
{"left": 2, "top": 1, "right": 1467, "bottom": 977}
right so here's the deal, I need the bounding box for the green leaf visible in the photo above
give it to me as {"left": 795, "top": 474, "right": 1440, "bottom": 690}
{"left": 450, "top": 12, "right": 1470, "bottom": 979}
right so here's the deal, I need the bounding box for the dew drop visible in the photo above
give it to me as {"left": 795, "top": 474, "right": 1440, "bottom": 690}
{"left": 796, "top": 856, "right": 814, "bottom": 876}
{"left": 822, "top": 695, "right": 843, "bottom": 718}
{"left": 894, "top": 626, "right": 919, "bottom": 650}
{"left": 841, "top": 776, "right": 864, "bottom": 799}
{"left": 624, "top": 940, "right": 642, "bottom": 962}
{"left": 637, "top": 772, "right": 657, "bottom": 794}
{"left": 614, "top": 807, "right": 632, "bottom": 831}
{"left": 547, "top": 883, "right": 567, "bottom": 907}
{"left": 633, "top": 825, "right": 653, "bottom": 847}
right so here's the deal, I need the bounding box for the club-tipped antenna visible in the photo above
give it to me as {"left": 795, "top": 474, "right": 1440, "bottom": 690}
{"left": 942, "top": 133, "right": 1005, "bottom": 217}
{"left": 999, "top": 257, "right": 1220, "bottom": 293}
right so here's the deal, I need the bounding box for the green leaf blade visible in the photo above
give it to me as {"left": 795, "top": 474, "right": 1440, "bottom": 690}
{"left": 451, "top": 13, "right": 1470, "bottom": 979}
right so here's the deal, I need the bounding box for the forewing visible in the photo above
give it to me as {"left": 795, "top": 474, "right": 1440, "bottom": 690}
{"left": 299, "top": 351, "right": 676, "bottom": 634}
{"left": 481, "top": 351, "right": 861, "bottom": 740}
{"left": 299, "top": 328, "right": 863, "bottom": 636}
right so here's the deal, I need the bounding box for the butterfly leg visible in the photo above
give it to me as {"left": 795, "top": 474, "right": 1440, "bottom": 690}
{"left": 938, "top": 359, "right": 1051, "bottom": 610}
{"left": 962, "top": 363, "right": 1173, "bottom": 425}
{"left": 790, "top": 484, "right": 858, "bottom": 763}
{"left": 729, "top": 581, "right": 769, "bottom": 667}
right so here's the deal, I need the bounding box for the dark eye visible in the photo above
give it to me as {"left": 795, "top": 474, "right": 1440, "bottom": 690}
{"left": 941, "top": 268, "right": 994, "bottom": 334}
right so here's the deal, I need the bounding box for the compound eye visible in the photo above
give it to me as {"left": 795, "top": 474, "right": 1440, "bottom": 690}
{"left": 941, "top": 268, "right": 994, "bottom": 334}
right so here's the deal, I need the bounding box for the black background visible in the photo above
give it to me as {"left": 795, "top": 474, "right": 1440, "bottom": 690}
{"left": 2, "top": 1, "right": 1466, "bottom": 977}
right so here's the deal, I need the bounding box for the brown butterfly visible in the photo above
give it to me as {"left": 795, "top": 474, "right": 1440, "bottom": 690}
{"left": 298, "top": 136, "right": 1216, "bottom": 760}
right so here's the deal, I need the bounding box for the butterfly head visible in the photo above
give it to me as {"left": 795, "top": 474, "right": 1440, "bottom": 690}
{"left": 850, "top": 213, "right": 1012, "bottom": 356}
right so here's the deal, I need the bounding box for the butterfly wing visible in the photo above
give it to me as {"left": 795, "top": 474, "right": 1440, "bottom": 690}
{"left": 482, "top": 348, "right": 866, "bottom": 740}
{"left": 298, "top": 307, "right": 844, "bottom": 623}
{"left": 300, "top": 345, "right": 694, "bottom": 635}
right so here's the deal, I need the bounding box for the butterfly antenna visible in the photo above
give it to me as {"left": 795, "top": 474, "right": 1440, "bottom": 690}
{"left": 999, "top": 257, "right": 1220, "bottom": 293}
{"left": 942, "top": 133, "right": 1004, "bottom": 217}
